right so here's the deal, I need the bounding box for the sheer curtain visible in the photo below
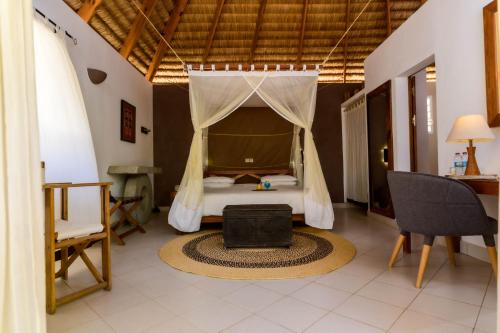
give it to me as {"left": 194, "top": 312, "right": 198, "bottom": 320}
{"left": 0, "top": 1, "right": 46, "bottom": 332}
{"left": 168, "top": 74, "right": 263, "bottom": 231}
{"left": 34, "top": 19, "right": 100, "bottom": 225}
{"left": 169, "top": 72, "right": 334, "bottom": 231}
{"left": 344, "top": 98, "right": 368, "bottom": 203}
{"left": 247, "top": 74, "right": 333, "bottom": 229}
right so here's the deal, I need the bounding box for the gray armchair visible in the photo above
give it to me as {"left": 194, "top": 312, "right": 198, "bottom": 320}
{"left": 387, "top": 171, "right": 497, "bottom": 288}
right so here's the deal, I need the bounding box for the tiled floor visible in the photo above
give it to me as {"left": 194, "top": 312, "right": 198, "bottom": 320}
{"left": 47, "top": 208, "right": 497, "bottom": 333}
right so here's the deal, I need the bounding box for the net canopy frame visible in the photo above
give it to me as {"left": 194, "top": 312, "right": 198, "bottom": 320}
{"left": 168, "top": 70, "right": 334, "bottom": 232}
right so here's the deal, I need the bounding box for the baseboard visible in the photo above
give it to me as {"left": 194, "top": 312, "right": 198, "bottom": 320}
{"left": 460, "top": 241, "right": 490, "bottom": 262}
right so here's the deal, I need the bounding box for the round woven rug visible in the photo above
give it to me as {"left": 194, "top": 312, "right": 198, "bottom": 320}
{"left": 159, "top": 227, "right": 356, "bottom": 279}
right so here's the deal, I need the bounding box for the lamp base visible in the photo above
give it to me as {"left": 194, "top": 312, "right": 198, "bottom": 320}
{"left": 464, "top": 145, "right": 481, "bottom": 176}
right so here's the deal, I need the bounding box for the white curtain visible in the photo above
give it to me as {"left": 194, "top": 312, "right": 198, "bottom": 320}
{"left": 0, "top": 1, "right": 46, "bottom": 332}
{"left": 169, "top": 72, "right": 333, "bottom": 232}
{"left": 344, "top": 98, "right": 369, "bottom": 203}
{"left": 34, "top": 19, "right": 100, "bottom": 226}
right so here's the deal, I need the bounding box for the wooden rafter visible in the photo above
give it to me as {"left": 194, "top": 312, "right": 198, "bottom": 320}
{"left": 145, "top": 0, "right": 189, "bottom": 81}
{"left": 342, "top": 0, "right": 351, "bottom": 83}
{"left": 120, "top": 0, "right": 158, "bottom": 59}
{"left": 297, "top": 0, "right": 309, "bottom": 64}
{"left": 386, "top": 0, "right": 392, "bottom": 36}
{"left": 202, "top": 0, "right": 225, "bottom": 63}
{"left": 248, "top": 0, "right": 267, "bottom": 64}
{"left": 78, "top": 0, "right": 102, "bottom": 23}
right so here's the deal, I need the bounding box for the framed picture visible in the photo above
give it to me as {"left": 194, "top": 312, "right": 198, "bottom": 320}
{"left": 483, "top": 0, "right": 500, "bottom": 127}
{"left": 120, "top": 100, "right": 136, "bottom": 143}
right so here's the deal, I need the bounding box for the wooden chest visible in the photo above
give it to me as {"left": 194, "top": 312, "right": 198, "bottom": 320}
{"left": 223, "top": 204, "right": 292, "bottom": 248}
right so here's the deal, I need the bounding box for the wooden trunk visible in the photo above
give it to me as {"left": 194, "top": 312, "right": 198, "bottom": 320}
{"left": 223, "top": 204, "right": 292, "bottom": 248}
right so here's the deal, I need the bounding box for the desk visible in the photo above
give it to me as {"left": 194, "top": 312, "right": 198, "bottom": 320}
{"left": 459, "top": 178, "right": 499, "bottom": 196}
{"left": 403, "top": 177, "right": 499, "bottom": 254}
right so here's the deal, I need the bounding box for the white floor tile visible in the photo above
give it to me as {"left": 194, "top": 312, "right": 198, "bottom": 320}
{"left": 253, "top": 278, "right": 310, "bottom": 295}
{"left": 357, "top": 280, "right": 420, "bottom": 308}
{"left": 316, "top": 271, "right": 372, "bottom": 293}
{"left": 389, "top": 310, "right": 472, "bottom": 333}
{"left": 62, "top": 319, "right": 115, "bottom": 333}
{"left": 85, "top": 286, "right": 149, "bottom": 316}
{"left": 223, "top": 315, "right": 292, "bottom": 333}
{"left": 334, "top": 295, "right": 404, "bottom": 330}
{"left": 142, "top": 315, "right": 205, "bottom": 333}
{"left": 257, "top": 296, "right": 327, "bottom": 332}
{"left": 305, "top": 313, "right": 384, "bottom": 333}
{"left": 475, "top": 307, "right": 497, "bottom": 333}
{"left": 154, "top": 285, "right": 219, "bottom": 316}
{"left": 46, "top": 301, "right": 100, "bottom": 333}
{"left": 482, "top": 277, "right": 496, "bottom": 310}
{"left": 102, "top": 300, "right": 175, "bottom": 333}
{"left": 180, "top": 299, "right": 250, "bottom": 333}
{"left": 193, "top": 278, "right": 250, "bottom": 297}
{"left": 409, "top": 293, "right": 480, "bottom": 328}
{"left": 223, "top": 284, "right": 283, "bottom": 312}
{"left": 134, "top": 274, "right": 190, "bottom": 298}
{"left": 290, "top": 282, "right": 351, "bottom": 310}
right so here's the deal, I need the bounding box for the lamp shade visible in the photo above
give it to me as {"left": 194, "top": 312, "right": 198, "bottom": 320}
{"left": 446, "top": 114, "right": 495, "bottom": 143}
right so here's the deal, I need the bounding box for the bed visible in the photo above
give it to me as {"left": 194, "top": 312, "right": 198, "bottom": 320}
{"left": 172, "top": 169, "right": 306, "bottom": 224}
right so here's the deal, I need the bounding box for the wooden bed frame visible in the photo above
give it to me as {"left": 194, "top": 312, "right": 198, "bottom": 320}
{"left": 171, "top": 168, "right": 306, "bottom": 224}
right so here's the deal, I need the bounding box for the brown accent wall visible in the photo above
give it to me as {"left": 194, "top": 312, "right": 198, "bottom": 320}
{"left": 153, "top": 83, "right": 362, "bottom": 206}
{"left": 313, "top": 83, "right": 362, "bottom": 202}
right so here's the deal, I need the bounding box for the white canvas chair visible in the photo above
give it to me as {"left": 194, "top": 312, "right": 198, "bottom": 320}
{"left": 43, "top": 182, "right": 112, "bottom": 314}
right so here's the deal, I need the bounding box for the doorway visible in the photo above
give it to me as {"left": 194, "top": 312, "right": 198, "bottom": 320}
{"left": 408, "top": 65, "right": 438, "bottom": 174}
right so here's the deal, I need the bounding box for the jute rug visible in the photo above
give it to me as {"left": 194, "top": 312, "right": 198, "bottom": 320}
{"left": 159, "top": 227, "right": 356, "bottom": 279}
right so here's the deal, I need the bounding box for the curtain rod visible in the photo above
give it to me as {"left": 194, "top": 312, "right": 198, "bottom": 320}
{"left": 35, "top": 8, "right": 78, "bottom": 45}
{"left": 187, "top": 64, "right": 321, "bottom": 73}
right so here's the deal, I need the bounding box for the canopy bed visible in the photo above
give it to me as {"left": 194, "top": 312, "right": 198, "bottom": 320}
{"left": 168, "top": 71, "right": 334, "bottom": 232}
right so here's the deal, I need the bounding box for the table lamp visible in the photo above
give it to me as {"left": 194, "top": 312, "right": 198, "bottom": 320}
{"left": 446, "top": 114, "right": 495, "bottom": 175}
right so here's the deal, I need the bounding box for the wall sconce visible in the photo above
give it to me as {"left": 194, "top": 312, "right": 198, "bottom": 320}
{"left": 141, "top": 126, "right": 151, "bottom": 135}
{"left": 87, "top": 68, "right": 107, "bottom": 84}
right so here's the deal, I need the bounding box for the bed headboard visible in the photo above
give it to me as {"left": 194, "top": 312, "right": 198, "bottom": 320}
{"left": 205, "top": 169, "right": 292, "bottom": 183}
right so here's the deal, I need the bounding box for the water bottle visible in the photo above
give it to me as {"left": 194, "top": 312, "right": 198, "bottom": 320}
{"left": 454, "top": 153, "right": 463, "bottom": 175}
{"left": 462, "top": 152, "right": 468, "bottom": 175}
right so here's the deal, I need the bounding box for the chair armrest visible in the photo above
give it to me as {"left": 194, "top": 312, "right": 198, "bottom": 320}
{"left": 43, "top": 182, "right": 113, "bottom": 189}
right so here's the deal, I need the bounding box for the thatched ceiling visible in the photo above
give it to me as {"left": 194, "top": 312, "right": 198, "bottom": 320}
{"left": 63, "top": 0, "right": 424, "bottom": 84}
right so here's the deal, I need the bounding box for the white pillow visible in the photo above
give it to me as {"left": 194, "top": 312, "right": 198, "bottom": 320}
{"left": 204, "top": 182, "right": 233, "bottom": 189}
{"left": 261, "top": 175, "right": 297, "bottom": 182}
{"left": 270, "top": 181, "right": 297, "bottom": 186}
{"left": 203, "top": 176, "right": 235, "bottom": 184}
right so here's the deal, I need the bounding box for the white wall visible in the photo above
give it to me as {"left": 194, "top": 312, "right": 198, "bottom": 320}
{"left": 33, "top": 0, "right": 153, "bottom": 195}
{"left": 364, "top": 0, "right": 500, "bottom": 256}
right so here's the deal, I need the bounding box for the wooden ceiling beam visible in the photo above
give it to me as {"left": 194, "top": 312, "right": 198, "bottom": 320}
{"left": 248, "top": 0, "right": 267, "bottom": 64}
{"left": 297, "top": 0, "right": 309, "bottom": 64}
{"left": 120, "top": 0, "right": 158, "bottom": 59}
{"left": 202, "top": 0, "right": 225, "bottom": 63}
{"left": 386, "top": 0, "right": 392, "bottom": 37}
{"left": 78, "top": 0, "right": 102, "bottom": 23}
{"left": 145, "top": 0, "right": 189, "bottom": 81}
{"left": 342, "top": 0, "right": 350, "bottom": 83}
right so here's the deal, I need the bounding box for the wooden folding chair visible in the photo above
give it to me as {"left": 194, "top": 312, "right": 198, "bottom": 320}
{"left": 44, "top": 182, "right": 112, "bottom": 314}
{"left": 110, "top": 195, "right": 145, "bottom": 245}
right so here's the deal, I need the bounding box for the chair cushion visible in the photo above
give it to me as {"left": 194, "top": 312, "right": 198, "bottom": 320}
{"left": 55, "top": 220, "right": 104, "bottom": 241}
